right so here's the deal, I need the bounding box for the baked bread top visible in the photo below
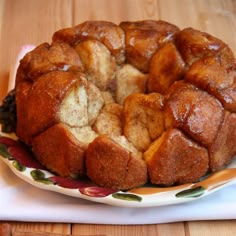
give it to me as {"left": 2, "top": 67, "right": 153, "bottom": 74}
{"left": 14, "top": 20, "right": 236, "bottom": 190}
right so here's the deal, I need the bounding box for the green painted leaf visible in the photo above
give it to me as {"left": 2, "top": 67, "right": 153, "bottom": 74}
{"left": 31, "top": 169, "right": 45, "bottom": 180}
{"left": 176, "top": 186, "right": 205, "bottom": 198}
{"left": 112, "top": 193, "right": 142, "bottom": 202}
{"left": 12, "top": 160, "right": 26, "bottom": 172}
{"left": 0, "top": 143, "right": 11, "bottom": 158}
{"left": 30, "top": 169, "right": 53, "bottom": 185}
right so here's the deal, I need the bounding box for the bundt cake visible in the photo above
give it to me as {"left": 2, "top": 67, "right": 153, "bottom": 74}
{"left": 13, "top": 20, "right": 236, "bottom": 190}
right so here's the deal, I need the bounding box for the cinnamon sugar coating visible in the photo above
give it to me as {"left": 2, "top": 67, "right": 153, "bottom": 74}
{"left": 15, "top": 20, "right": 236, "bottom": 189}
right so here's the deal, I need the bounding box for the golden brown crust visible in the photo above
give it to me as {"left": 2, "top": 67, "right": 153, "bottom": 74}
{"left": 185, "top": 56, "right": 236, "bottom": 112}
{"left": 120, "top": 20, "right": 180, "bottom": 72}
{"left": 53, "top": 21, "right": 125, "bottom": 64}
{"left": 144, "top": 129, "right": 209, "bottom": 186}
{"left": 16, "top": 42, "right": 83, "bottom": 86}
{"left": 16, "top": 71, "right": 84, "bottom": 143}
{"left": 175, "top": 27, "right": 235, "bottom": 67}
{"left": 218, "top": 82, "right": 236, "bottom": 113}
{"left": 147, "top": 42, "right": 185, "bottom": 94}
{"left": 164, "top": 81, "right": 224, "bottom": 147}
{"left": 15, "top": 81, "right": 32, "bottom": 144}
{"left": 32, "top": 123, "right": 86, "bottom": 177}
{"left": 209, "top": 111, "right": 236, "bottom": 172}
{"left": 86, "top": 135, "right": 147, "bottom": 190}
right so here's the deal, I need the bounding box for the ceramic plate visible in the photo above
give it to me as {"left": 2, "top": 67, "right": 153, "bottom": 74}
{"left": 0, "top": 132, "right": 236, "bottom": 208}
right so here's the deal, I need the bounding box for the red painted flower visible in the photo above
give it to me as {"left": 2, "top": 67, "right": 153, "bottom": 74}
{"left": 50, "top": 176, "right": 95, "bottom": 189}
{"left": 79, "top": 186, "right": 117, "bottom": 197}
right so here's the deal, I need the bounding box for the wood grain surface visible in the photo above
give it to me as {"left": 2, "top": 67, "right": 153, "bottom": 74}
{"left": 0, "top": 0, "right": 236, "bottom": 235}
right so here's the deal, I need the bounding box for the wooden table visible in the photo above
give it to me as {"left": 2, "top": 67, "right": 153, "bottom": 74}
{"left": 0, "top": 0, "right": 236, "bottom": 235}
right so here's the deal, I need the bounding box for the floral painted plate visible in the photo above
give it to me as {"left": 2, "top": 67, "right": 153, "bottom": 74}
{"left": 0, "top": 133, "right": 236, "bottom": 208}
